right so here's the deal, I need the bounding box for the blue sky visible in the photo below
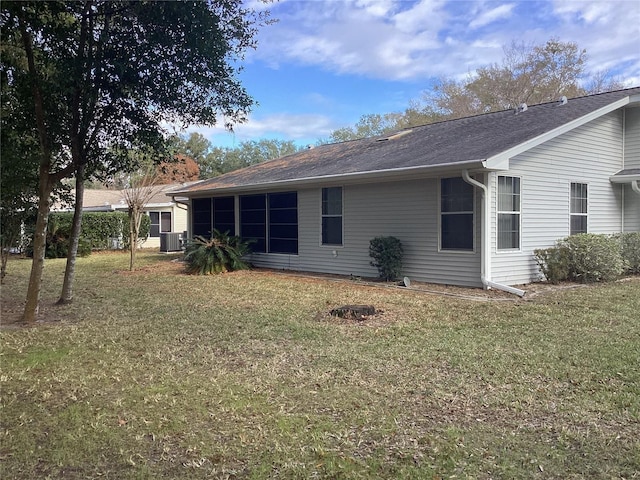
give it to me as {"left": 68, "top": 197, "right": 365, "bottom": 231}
{"left": 178, "top": 0, "right": 640, "bottom": 149}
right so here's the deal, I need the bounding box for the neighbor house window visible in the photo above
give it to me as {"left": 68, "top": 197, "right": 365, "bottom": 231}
{"left": 497, "top": 176, "right": 521, "bottom": 250}
{"left": 322, "top": 187, "right": 342, "bottom": 245}
{"left": 440, "top": 177, "right": 474, "bottom": 250}
{"left": 148, "top": 211, "right": 171, "bottom": 237}
{"left": 239, "top": 192, "right": 298, "bottom": 254}
{"left": 570, "top": 182, "right": 588, "bottom": 234}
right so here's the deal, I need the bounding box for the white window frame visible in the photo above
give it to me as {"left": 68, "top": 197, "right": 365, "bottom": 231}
{"left": 148, "top": 210, "right": 172, "bottom": 238}
{"left": 320, "top": 186, "right": 343, "bottom": 247}
{"left": 569, "top": 182, "right": 588, "bottom": 235}
{"left": 496, "top": 176, "right": 521, "bottom": 251}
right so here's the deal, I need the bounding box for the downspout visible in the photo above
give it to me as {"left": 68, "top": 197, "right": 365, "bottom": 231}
{"left": 462, "top": 170, "right": 526, "bottom": 297}
{"left": 632, "top": 180, "right": 640, "bottom": 195}
{"left": 171, "top": 196, "right": 190, "bottom": 244}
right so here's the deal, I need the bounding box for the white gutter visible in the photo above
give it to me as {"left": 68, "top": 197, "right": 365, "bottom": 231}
{"left": 462, "top": 170, "right": 526, "bottom": 297}
{"left": 633, "top": 181, "right": 640, "bottom": 195}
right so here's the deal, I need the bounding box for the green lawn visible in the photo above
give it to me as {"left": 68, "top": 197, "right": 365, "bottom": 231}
{"left": 1, "top": 252, "right": 639, "bottom": 479}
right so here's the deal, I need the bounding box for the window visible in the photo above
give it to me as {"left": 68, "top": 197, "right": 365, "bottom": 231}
{"left": 148, "top": 211, "right": 172, "bottom": 237}
{"left": 440, "top": 177, "right": 474, "bottom": 250}
{"left": 322, "top": 187, "right": 342, "bottom": 245}
{"left": 239, "top": 192, "right": 298, "bottom": 254}
{"left": 570, "top": 183, "right": 587, "bottom": 234}
{"left": 497, "top": 176, "right": 521, "bottom": 250}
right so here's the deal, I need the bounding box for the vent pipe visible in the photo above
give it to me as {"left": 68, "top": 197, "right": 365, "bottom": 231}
{"left": 559, "top": 96, "right": 568, "bottom": 105}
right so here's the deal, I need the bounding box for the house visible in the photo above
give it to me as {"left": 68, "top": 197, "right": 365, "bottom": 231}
{"left": 171, "top": 88, "right": 640, "bottom": 293}
{"left": 56, "top": 184, "right": 190, "bottom": 250}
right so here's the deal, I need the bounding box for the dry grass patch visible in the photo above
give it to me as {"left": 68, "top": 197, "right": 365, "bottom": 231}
{"left": 1, "top": 252, "right": 639, "bottom": 479}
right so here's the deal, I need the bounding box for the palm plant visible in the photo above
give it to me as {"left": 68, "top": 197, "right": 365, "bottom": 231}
{"left": 184, "top": 230, "right": 251, "bottom": 275}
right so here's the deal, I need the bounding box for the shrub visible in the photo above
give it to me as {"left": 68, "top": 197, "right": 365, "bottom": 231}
{"left": 25, "top": 212, "right": 151, "bottom": 256}
{"left": 535, "top": 234, "right": 625, "bottom": 283}
{"left": 184, "top": 230, "right": 251, "bottom": 275}
{"left": 561, "top": 234, "right": 624, "bottom": 282}
{"left": 617, "top": 232, "right": 640, "bottom": 274}
{"left": 39, "top": 215, "right": 92, "bottom": 259}
{"left": 369, "top": 236, "right": 403, "bottom": 281}
{"left": 534, "top": 246, "right": 569, "bottom": 284}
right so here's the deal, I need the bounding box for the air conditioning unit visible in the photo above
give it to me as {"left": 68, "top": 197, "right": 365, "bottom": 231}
{"left": 160, "top": 232, "right": 182, "bottom": 252}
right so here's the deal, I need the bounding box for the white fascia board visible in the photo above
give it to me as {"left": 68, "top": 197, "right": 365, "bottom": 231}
{"left": 143, "top": 202, "right": 174, "bottom": 208}
{"left": 484, "top": 96, "right": 631, "bottom": 170}
{"left": 179, "top": 159, "right": 487, "bottom": 197}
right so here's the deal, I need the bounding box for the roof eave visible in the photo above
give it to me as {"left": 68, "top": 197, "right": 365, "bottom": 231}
{"left": 485, "top": 96, "right": 632, "bottom": 170}
{"left": 175, "top": 159, "right": 490, "bottom": 197}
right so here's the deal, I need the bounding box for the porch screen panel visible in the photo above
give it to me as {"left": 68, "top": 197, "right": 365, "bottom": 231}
{"left": 213, "top": 196, "right": 235, "bottom": 235}
{"left": 268, "top": 192, "right": 298, "bottom": 254}
{"left": 192, "top": 198, "right": 212, "bottom": 238}
{"left": 240, "top": 194, "right": 266, "bottom": 253}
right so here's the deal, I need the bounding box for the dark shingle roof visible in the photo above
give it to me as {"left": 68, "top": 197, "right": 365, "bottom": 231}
{"left": 176, "top": 87, "right": 640, "bottom": 195}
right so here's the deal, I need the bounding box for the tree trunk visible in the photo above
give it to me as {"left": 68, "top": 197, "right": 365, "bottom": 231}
{"left": 58, "top": 163, "right": 85, "bottom": 304}
{"left": 129, "top": 207, "right": 138, "bottom": 271}
{"left": 0, "top": 219, "right": 19, "bottom": 285}
{"left": 22, "top": 176, "right": 53, "bottom": 323}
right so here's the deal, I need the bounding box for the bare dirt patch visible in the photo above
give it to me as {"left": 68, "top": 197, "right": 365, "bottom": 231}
{"left": 0, "top": 299, "right": 67, "bottom": 328}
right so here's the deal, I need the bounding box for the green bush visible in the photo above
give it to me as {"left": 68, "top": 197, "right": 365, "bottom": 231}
{"left": 533, "top": 246, "right": 569, "bottom": 284}
{"left": 39, "top": 215, "right": 92, "bottom": 259}
{"left": 369, "top": 236, "right": 403, "bottom": 281}
{"left": 24, "top": 211, "right": 151, "bottom": 258}
{"left": 184, "top": 230, "right": 251, "bottom": 275}
{"left": 617, "top": 232, "right": 640, "bottom": 274}
{"left": 562, "top": 234, "right": 624, "bottom": 282}
{"left": 535, "top": 233, "right": 625, "bottom": 283}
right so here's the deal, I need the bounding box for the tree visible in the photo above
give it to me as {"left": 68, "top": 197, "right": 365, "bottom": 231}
{"left": 327, "top": 105, "right": 443, "bottom": 143}
{"left": 328, "top": 38, "right": 627, "bottom": 143}
{"left": 123, "top": 165, "right": 163, "bottom": 272}
{"left": 155, "top": 154, "right": 200, "bottom": 185}
{"left": 423, "top": 39, "right": 616, "bottom": 119}
{"left": 1, "top": 1, "right": 268, "bottom": 322}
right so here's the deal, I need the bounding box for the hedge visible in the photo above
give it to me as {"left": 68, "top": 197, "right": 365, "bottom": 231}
{"left": 25, "top": 211, "right": 151, "bottom": 258}
{"left": 534, "top": 232, "right": 640, "bottom": 283}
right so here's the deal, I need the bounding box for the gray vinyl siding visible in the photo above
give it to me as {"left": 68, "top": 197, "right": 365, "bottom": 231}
{"left": 491, "top": 111, "right": 625, "bottom": 285}
{"left": 623, "top": 107, "right": 640, "bottom": 231}
{"left": 249, "top": 178, "right": 482, "bottom": 287}
{"left": 624, "top": 184, "right": 640, "bottom": 231}
{"left": 624, "top": 107, "right": 640, "bottom": 168}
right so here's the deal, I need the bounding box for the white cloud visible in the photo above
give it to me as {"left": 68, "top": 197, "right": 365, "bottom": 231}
{"left": 179, "top": 113, "right": 338, "bottom": 147}
{"left": 251, "top": 0, "right": 639, "bottom": 83}
{"left": 468, "top": 3, "right": 515, "bottom": 29}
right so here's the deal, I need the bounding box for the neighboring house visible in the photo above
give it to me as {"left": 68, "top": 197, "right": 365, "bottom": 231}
{"left": 172, "top": 88, "right": 640, "bottom": 293}
{"left": 55, "top": 184, "right": 190, "bottom": 250}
